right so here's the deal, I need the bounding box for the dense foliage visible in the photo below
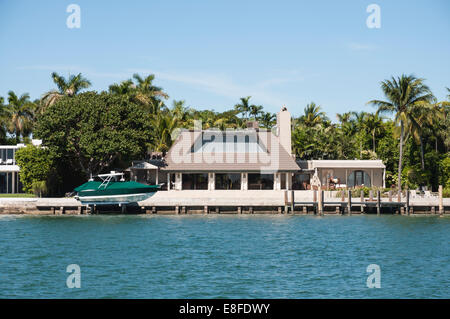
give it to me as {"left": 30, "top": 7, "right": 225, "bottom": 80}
{"left": 0, "top": 72, "right": 448, "bottom": 195}
{"left": 14, "top": 145, "right": 53, "bottom": 195}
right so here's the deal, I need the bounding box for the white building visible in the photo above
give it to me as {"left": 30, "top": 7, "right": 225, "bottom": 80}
{"left": 0, "top": 140, "right": 42, "bottom": 194}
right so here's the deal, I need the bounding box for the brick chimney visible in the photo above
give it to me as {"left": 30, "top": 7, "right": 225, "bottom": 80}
{"left": 276, "top": 106, "right": 291, "bottom": 155}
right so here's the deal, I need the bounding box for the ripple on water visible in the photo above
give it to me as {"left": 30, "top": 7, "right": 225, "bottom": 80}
{"left": 0, "top": 215, "right": 448, "bottom": 298}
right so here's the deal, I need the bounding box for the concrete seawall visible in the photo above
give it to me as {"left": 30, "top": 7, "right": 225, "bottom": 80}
{"left": 1, "top": 190, "right": 450, "bottom": 215}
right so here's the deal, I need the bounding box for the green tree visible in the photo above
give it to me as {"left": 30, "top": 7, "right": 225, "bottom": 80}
{"left": 41, "top": 72, "right": 91, "bottom": 109}
{"left": 15, "top": 145, "right": 53, "bottom": 195}
{"left": 35, "top": 92, "right": 152, "bottom": 177}
{"left": 259, "top": 112, "right": 276, "bottom": 128}
{"left": 364, "top": 113, "right": 384, "bottom": 153}
{"left": 234, "top": 96, "right": 253, "bottom": 120}
{"left": 0, "top": 96, "right": 7, "bottom": 143}
{"left": 298, "top": 102, "right": 328, "bottom": 127}
{"left": 368, "top": 74, "right": 434, "bottom": 190}
{"left": 5, "top": 91, "right": 36, "bottom": 143}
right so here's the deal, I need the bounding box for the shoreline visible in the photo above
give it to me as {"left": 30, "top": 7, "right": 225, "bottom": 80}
{"left": 1, "top": 191, "right": 449, "bottom": 216}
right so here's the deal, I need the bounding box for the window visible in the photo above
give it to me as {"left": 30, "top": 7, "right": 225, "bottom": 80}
{"left": 0, "top": 173, "right": 6, "bottom": 193}
{"left": 215, "top": 173, "right": 241, "bottom": 190}
{"left": 248, "top": 173, "right": 274, "bottom": 190}
{"left": 292, "top": 173, "right": 310, "bottom": 190}
{"left": 347, "top": 170, "right": 371, "bottom": 187}
{"left": 182, "top": 173, "right": 208, "bottom": 190}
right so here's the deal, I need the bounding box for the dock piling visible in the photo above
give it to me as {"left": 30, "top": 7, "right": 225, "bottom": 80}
{"left": 290, "top": 190, "right": 295, "bottom": 213}
{"left": 360, "top": 190, "right": 364, "bottom": 213}
{"left": 318, "top": 190, "right": 324, "bottom": 216}
{"left": 439, "top": 185, "right": 444, "bottom": 216}
{"left": 347, "top": 190, "right": 352, "bottom": 216}
{"left": 377, "top": 190, "right": 381, "bottom": 215}
{"left": 406, "top": 190, "right": 410, "bottom": 216}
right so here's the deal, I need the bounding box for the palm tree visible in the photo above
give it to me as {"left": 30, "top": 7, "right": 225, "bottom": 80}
{"left": 259, "top": 112, "right": 276, "bottom": 128}
{"left": 109, "top": 79, "right": 135, "bottom": 95}
{"left": 6, "top": 91, "right": 36, "bottom": 143}
{"left": 368, "top": 74, "right": 434, "bottom": 190}
{"left": 234, "top": 96, "right": 252, "bottom": 120}
{"left": 132, "top": 73, "right": 168, "bottom": 99}
{"left": 249, "top": 104, "right": 263, "bottom": 121}
{"left": 150, "top": 111, "right": 179, "bottom": 154}
{"left": 364, "top": 113, "right": 384, "bottom": 153}
{"left": 0, "top": 96, "right": 7, "bottom": 142}
{"left": 41, "top": 72, "right": 91, "bottom": 108}
{"left": 299, "top": 102, "right": 328, "bottom": 127}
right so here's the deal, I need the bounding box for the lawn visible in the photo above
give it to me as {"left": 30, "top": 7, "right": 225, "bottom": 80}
{"left": 0, "top": 193, "right": 36, "bottom": 198}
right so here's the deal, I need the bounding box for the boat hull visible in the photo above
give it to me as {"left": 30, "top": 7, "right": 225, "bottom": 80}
{"left": 76, "top": 192, "right": 156, "bottom": 205}
{"left": 74, "top": 180, "right": 160, "bottom": 205}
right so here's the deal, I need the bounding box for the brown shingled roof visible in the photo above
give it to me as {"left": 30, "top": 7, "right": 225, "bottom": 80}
{"left": 162, "top": 129, "right": 300, "bottom": 172}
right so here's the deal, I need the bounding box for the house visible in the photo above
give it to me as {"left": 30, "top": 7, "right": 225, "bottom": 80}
{"left": 295, "top": 160, "right": 386, "bottom": 190}
{"left": 129, "top": 107, "right": 386, "bottom": 191}
{"left": 0, "top": 140, "right": 42, "bottom": 194}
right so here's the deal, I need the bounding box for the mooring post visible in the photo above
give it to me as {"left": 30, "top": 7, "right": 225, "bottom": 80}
{"left": 377, "top": 190, "right": 381, "bottom": 215}
{"left": 60, "top": 206, "right": 65, "bottom": 215}
{"left": 204, "top": 205, "right": 208, "bottom": 214}
{"left": 319, "top": 190, "right": 324, "bottom": 216}
{"left": 439, "top": 185, "right": 443, "bottom": 216}
{"left": 175, "top": 205, "right": 179, "bottom": 215}
{"left": 388, "top": 190, "right": 392, "bottom": 202}
{"left": 341, "top": 190, "right": 345, "bottom": 202}
{"left": 360, "top": 190, "right": 364, "bottom": 213}
{"left": 290, "top": 190, "right": 295, "bottom": 214}
{"left": 406, "top": 190, "right": 410, "bottom": 216}
{"left": 238, "top": 206, "right": 242, "bottom": 214}
{"left": 369, "top": 190, "right": 373, "bottom": 202}
{"left": 121, "top": 204, "right": 127, "bottom": 214}
{"left": 313, "top": 190, "right": 317, "bottom": 214}
{"left": 284, "top": 190, "right": 288, "bottom": 214}
{"left": 347, "top": 190, "right": 352, "bottom": 216}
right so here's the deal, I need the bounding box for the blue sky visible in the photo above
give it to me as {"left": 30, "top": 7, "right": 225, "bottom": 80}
{"left": 1, "top": 0, "right": 449, "bottom": 119}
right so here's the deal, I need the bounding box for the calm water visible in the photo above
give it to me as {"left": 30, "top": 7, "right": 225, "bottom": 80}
{"left": 0, "top": 214, "right": 448, "bottom": 298}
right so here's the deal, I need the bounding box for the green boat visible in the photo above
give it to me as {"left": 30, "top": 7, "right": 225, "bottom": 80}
{"left": 74, "top": 172, "right": 160, "bottom": 205}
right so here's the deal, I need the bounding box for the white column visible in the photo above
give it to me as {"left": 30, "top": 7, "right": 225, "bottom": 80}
{"left": 167, "top": 173, "right": 171, "bottom": 191}
{"left": 383, "top": 168, "right": 386, "bottom": 188}
{"left": 371, "top": 169, "right": 373, "bottom": 187}
{"left": 345, "top": 169, "right": 348, "bottom": 186}
{"left": 241, "top": 173, "right": 248, "bottom": 190}
{"left": 175, "top": 173, "right": 182, "bottom": 190}
{"left": 209, "top": 173, "right": 215, "bottom": 190}
{"left": 12, "top": 171, "right": 15, "bottom": 194}
{"left": 155, "top": 169, "right": 159, "bottom": 185}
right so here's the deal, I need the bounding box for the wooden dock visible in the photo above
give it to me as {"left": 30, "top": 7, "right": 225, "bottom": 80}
{"left": 1, "top": 189, "right": 449, "bottom": 216}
